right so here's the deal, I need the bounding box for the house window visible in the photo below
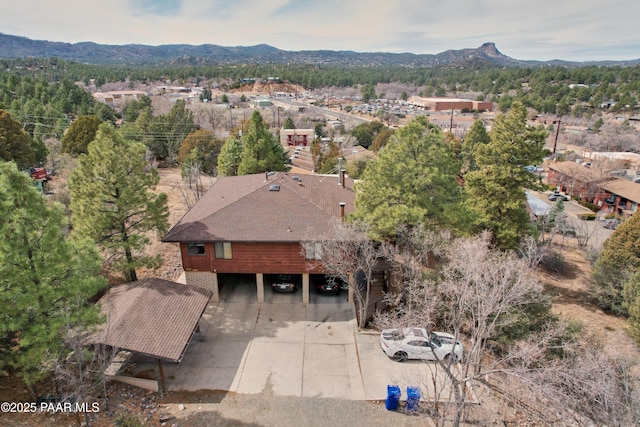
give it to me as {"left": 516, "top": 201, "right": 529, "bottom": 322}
{"left": 303, "top": 242, "right": 323, "bottom": 260}
{"left": 214, "top": 242, "right": 233, "bottom": 259}
{"left": 187, "top": 243, "right": 206, "bottom": 256}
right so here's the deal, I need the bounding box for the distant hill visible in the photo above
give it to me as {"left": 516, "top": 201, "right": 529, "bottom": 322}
{"left": 1, "top": 33, "right": 639, "bottom": 68}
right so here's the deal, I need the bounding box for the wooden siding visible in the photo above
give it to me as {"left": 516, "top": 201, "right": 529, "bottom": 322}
{"left": 180, "top": 243, "right": 214, "bottom": 271}
{"left": 180, "top": 242, "right": 327, "bottom": 274}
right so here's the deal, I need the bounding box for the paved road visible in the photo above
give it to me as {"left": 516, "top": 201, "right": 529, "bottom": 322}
{"left": 528, "top": 190, "right": 613, "bottom": 251}
{"left": 273, "top": 98, "right": 371, "bottom": 125}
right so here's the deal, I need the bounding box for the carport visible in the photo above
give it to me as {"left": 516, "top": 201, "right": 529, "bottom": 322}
{"left": 218, "top": 273, "right": 258, "bottom": 303}
{"left": 91, "top": 278, "right": 212, "bottom": 392}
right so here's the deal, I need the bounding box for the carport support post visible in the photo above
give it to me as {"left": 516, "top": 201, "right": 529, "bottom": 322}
{"left": 157, "top": 358, "right": 166, "bottom": 395}
{"left": 256, "top": 273, "right": 265, "bottom": 303}
{"left": 211, "top": 273, "right": 220, "bottom": 303}
{"left": 302, "top": 273, "right": 309, "bottom": 303}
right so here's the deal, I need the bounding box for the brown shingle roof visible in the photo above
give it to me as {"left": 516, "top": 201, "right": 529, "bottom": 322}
{"left": 600, "top": 178, "right": 640, "bottom": 204}
{"left": 163, "top": 172, "right": 356, "bottom": 242}
{"left": 92, "top": 279, "right": 211, "bottom": 362}
{"left": 547, "top": 161, "right": 608, "bottom": 183}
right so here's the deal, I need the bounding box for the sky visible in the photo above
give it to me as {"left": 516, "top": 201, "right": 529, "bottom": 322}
{"left": 1, "top": 0, "right": 639, "bottom": 62}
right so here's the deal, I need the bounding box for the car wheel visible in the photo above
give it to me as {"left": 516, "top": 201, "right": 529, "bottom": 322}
{"left": 443, "top": 353, "right": 453, "bottom": 363}
{"left": 392, "top": 351, "right": 408, "bottom": 362}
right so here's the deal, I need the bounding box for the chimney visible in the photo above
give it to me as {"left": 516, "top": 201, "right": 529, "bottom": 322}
{"left": 341, "top": 170, "right": 346, "bottom": 188}
{"left": 265, "top": 172, "right": 268, "bottom": 181}
{"left": 338, "top": 157, "right": 344, "bottom": 186}
{"left": 339, "top": 202, "right": 346, "bottom": 222}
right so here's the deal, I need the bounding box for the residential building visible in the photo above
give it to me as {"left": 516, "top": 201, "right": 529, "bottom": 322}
{"left": 92, "top": 90, "right": 148, "bottom": 106}
{"left": 280, "top": 128, "right": 315, "bottom": 146}
{"left": 546, "top": 161, "right": 610, "bottom": 202}
{"left": 594, "top": 178, "right": 640, "bottom": 218}
{"left": 163, "top": 172, "right": 356, "bottom": 304}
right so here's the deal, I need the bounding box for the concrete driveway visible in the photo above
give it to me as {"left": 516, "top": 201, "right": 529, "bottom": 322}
{"left": 128, "top": 297, "right": 454, "bottom": 403}
{"left": 132, "top": 299, "right": 364, "bottom": 399}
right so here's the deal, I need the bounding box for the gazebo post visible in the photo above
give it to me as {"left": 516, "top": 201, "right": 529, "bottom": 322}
{"left": 157, "top": 358, "right": 166, "bottom": 395}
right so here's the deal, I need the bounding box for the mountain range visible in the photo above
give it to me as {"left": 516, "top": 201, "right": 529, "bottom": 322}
{"left": 1, "top": 33, "right": 638, "bottom": 68}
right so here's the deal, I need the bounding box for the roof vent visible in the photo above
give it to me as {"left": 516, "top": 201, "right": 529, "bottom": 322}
{"left": 269, "top": 184, "right": 280, "bottom": 192}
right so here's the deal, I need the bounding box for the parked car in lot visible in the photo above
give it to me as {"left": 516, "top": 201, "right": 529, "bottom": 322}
{"left": 380, "top": 327, "right": 463, "bottom": 363}
{"left": 548, "top": 191, "right": 569, "bottom": 201}
{"left": 271, "top": 274, "right": 298, "bottom": 293}
{"left": 602, "top": 218, "right": 620, "bottom": 230}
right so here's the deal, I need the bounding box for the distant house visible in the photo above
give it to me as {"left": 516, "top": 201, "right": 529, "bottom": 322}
{"left": 92, "top": 90, "right": 148, "bottom": 106}
{"left": 163, "top": 172, "right": 356, "bottom": 304}
{"left": 594, "top": 179, "right": 640, "bottom": 218}
{"left": 253, "top": 99, "right": 272, "bottom": 108}
{"left": 407, "top": 96, "right": 493, "bottom": 112}
{"left": 280, "top": 128, "right": 315, "bottom": 146}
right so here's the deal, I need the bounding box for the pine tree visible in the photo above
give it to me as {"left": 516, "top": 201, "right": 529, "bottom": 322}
{"left": 60, "top": 115, "right": 103, "bottom": 156}
{"left": 68, "top": 124, "right": 169, "bottom": 282}
{"left": 464, "top": 102, "right": 547, "bottom": 249}
{"left": 592, "top": 213, "right": 640, "bottom": 316}
{"left": 0, "top": 161, "right": 105, "bottom": 387}
{"left": 283, "top": 117, "right": 296, "bottom": 129}
{"left": 460, "top": 119, "right": 490, "bottom": 173}
{"left": 352, "top": 117, "right": 463, "bottom": 240}
{"left": 0, "top": 110, "right": 37, "bottom": 169}
{"left": 237, "top": 110, "right": 289, "bottom": 175}
{"left": 217, "top": 136, "right": 243, "bottom": 177}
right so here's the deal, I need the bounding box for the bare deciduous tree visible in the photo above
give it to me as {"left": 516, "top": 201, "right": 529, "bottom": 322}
{"left": 304, "top": 221, "right": 391, "bottom": 328}
{"left": 371, "top": 230, "right": 640, "bottom": 426}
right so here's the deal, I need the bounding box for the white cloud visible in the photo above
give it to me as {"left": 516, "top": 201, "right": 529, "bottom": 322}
{"left": 0, "top": 0, "right": 638, "bottom": 60}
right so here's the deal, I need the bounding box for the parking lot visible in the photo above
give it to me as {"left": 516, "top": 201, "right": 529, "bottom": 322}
{"left": 129, "top": 297, "right": 454, "bottom": 402}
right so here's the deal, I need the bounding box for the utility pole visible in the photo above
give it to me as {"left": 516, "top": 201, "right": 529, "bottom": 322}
{"left": 552, "top": 119, "right": 561, "bottom": 161}
{"left": 449, "top": 107, "right": 454, "bottom": 134}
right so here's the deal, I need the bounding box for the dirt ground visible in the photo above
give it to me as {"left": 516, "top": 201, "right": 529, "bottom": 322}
{"left": 1, "top": 168, "right": 638, "bottom": 427}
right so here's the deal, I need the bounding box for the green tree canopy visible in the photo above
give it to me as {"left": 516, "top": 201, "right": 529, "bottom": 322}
{"left": 147, "top": 99, "right": 196, "bottom": 162}
{"left": 237, "top": 110, "right": 289, "bottom": 175}
{"left": 60, "top": 115, "right": 103, "bottom": 156}
{"left": 0, "top": 161, "right": 105, "bottom": 386}
{"left": 464, "top": 102, "right": 547, "bottom": 249}
{"left": 460, "top": 119, "right": 490, "bottom": 173}
{"left": 360, "top": 84, "right": 376, "bottom": 103}
{"left": 177, "top": 129, "right": 225, "bottom": 175}
{"left": 351, "top": 121, "right": 386, "bottom": 149}
{"left": 217, "top": 136, "right": 244, "bottom": 177}
{"left": 0, "top": 110, "right": 39, "bottom": 169}
{"left": 352, "top": 117, "right": 464, "bottom": 240}
{"left": 122, "top": 95, "right": 152, "bottom": 123}
{"left": 592, "top": 213, "right": 640, "bottom": 316}
{"left": 68, "top": 124, "right": 169, "bottom": 282}
{"left": 283, "top": 117, "right": 296, "bottom": 129}
{"left": 370, "top": 128, "right": 395, "bottom": 152}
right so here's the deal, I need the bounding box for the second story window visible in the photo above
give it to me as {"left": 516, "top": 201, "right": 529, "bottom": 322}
{"left": 214, "top": 242, "right": 233, "bottom": 259}
{"left": 187, "top": 243, "right": 206, "bottom": 256}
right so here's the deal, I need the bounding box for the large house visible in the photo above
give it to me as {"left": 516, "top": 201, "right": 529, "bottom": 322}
{"left": 163, "top": 172, "right": 356, "bottom": 304}
{"left": 546, "top": 161, "right": 610, "bottom": 202}
{"left": 594, "top": 178, "right": 640, "bottom": 218}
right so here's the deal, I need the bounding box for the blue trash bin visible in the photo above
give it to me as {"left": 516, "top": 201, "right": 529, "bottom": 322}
{"left": 406, "top": 386, "right": 421, "bottom": 412}
{"left": 385, "top": 385, "right": 401, "bottom": 411}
